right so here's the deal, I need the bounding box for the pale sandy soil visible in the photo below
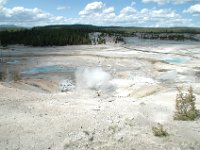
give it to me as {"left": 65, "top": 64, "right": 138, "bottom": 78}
{"left": 0, "top": 41, "right": 200, "bottom": 150}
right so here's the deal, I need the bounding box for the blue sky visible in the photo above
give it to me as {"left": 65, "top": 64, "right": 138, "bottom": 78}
{"left": 0, "top": 0, "right": 200, "bottom": 27}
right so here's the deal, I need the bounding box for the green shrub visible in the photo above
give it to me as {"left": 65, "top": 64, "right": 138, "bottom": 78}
{"left": 174, "top": 86, "right": 199, "bottom": 121}
{"left": 152, "top": 123, "right": 169, "bottom": 137}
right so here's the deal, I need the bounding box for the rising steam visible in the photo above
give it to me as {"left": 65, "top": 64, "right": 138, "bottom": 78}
{"left": 75, "top": 67, "right": 111, "bottom": 90}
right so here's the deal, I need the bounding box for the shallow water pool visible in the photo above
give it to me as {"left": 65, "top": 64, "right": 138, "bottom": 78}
{"left": 162, "top": 57, "right": 189, "bottom": 64}
{"left": 22, "top": 65, "right": 76, "bottom": 74}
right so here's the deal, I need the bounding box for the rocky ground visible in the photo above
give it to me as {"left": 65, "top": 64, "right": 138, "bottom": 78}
{"left": 0, "top": 40, "right": 200, "bottom": 150}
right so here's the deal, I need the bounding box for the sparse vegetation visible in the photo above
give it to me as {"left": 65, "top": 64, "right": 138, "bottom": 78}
{"left": 0, "top": 71, "right": 6, "bottom": 81}
{"left": 195, "top": 71, "right": 200, "bottom": 78}
{"left": 152, "top": 123, "right": 169, "bottom": 137}
{"left": 0, "top": 70, "right": 21, "bottom": 82}
{"left": 158, "top": 69, "right": 169, "bottom": 72}
{"left": 174, "top": 86, "right": 199, "bottom": 121}
{"left": 97, "top": 34, "right": 106, "bottom": 44}
{"left": 13, "top": 70, "right": 21, "bottom": 82}
{"left": 114, "top": 36, "right": 124, "bottom": 43}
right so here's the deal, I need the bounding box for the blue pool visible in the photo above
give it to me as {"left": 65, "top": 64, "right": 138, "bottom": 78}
{"left": 22, "top": 65, "right": 76, "bottom": 74}
{"left": 162, "top": 57, "right": 189, "bottom": 64}
{"left": 6, "top": 60, "right": 19, "bottom": 64}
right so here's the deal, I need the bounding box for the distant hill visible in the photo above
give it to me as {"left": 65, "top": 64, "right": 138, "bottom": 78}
{"left": 0, "top": 24, "right": 18, "bottom": 28}
{"left": 0, "top": 25, "right": 26, "bottom": 32}
{"left": 0, "top": 24, "right": 200, "bottom": 46}
{"left": 43, "top": 25, "right": 200, "bottom": 33}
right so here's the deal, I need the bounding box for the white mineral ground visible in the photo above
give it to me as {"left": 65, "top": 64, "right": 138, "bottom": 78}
{"left": 0, "top": 40, "right": 200, "bottom": 150}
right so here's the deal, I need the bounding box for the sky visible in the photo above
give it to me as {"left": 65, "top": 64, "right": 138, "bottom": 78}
{"left": 0, "top": 0, "right": 200, "bottom": 27}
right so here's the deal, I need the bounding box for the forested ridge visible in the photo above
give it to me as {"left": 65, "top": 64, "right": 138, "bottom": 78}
{"left": 0, "top": 25, "right": 93, "bottom": 46}
{"left": 0, "top": 25, "right": 200, "bottom": 46}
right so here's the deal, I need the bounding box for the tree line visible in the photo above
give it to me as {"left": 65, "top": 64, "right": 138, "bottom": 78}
{"left": 0, "top": 26, "right": 92, "bottom": 46}
{"left": 1, "top": 25, "right": 200, "bottom": 46}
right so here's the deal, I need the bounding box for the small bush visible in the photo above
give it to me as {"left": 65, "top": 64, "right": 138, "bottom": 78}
{"left": 13, "top": 70, "right": 21, "bottom": 82}
{"left": 195, "top": 71, "right": 200, "bottom": 78}
{"left": 174, "top": 86, "right": 199, "bottom": 121}
{"left": 0, "top": 71, "right": 6, "bottom": 81}
{"left": 152, "top": 123, "right": 169, "bottom": 137}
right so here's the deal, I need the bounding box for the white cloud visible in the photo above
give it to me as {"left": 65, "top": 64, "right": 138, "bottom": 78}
{"left": 56, "top": 6, "right": 66, "bottom": 11}
{"left": 103, "top": 7, "right": 114, "bottom": 14}
{"left": 120, "top": 6, "right": 136, "bottom": 16}
{"left": 78, "top": 2, "right": 191, "bottom": 27}
{"left": 0, "top": 6, "right": 75, "bottom": 26}
{"left": 142, "top": 0, "right": 200, "bottom": 4}
{"left": 79, "top": 1, "right": 104, "bottom": 16}
{"left": 119, "top": 8, "right": 190, "bottom": 27}
{"left": 184, "top": 4, "right": 200, "bottom": 16}
{"left": 0, "top": 0, "right": 7, "bottom": 9}
{"left": 0, "top": 0, "right": 196, "bottom": 27}
{"left": 78, "top": 1, "right": 116, "bottom": 25}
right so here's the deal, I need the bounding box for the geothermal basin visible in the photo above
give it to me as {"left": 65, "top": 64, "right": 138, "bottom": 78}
{"left": 0, "top": 40, "right": 200, "bottom": 150}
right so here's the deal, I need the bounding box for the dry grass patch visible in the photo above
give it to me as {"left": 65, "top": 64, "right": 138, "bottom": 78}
{"left": 13, "top": 70, "right": 21, "bottom": 82}
{"left": 152, "top": 123, "right": 169, "bottom": 137}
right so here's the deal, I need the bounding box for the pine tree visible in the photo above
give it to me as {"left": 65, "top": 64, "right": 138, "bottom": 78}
{"left": 174, "top": 86, "right": 199, "bottom": 121}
